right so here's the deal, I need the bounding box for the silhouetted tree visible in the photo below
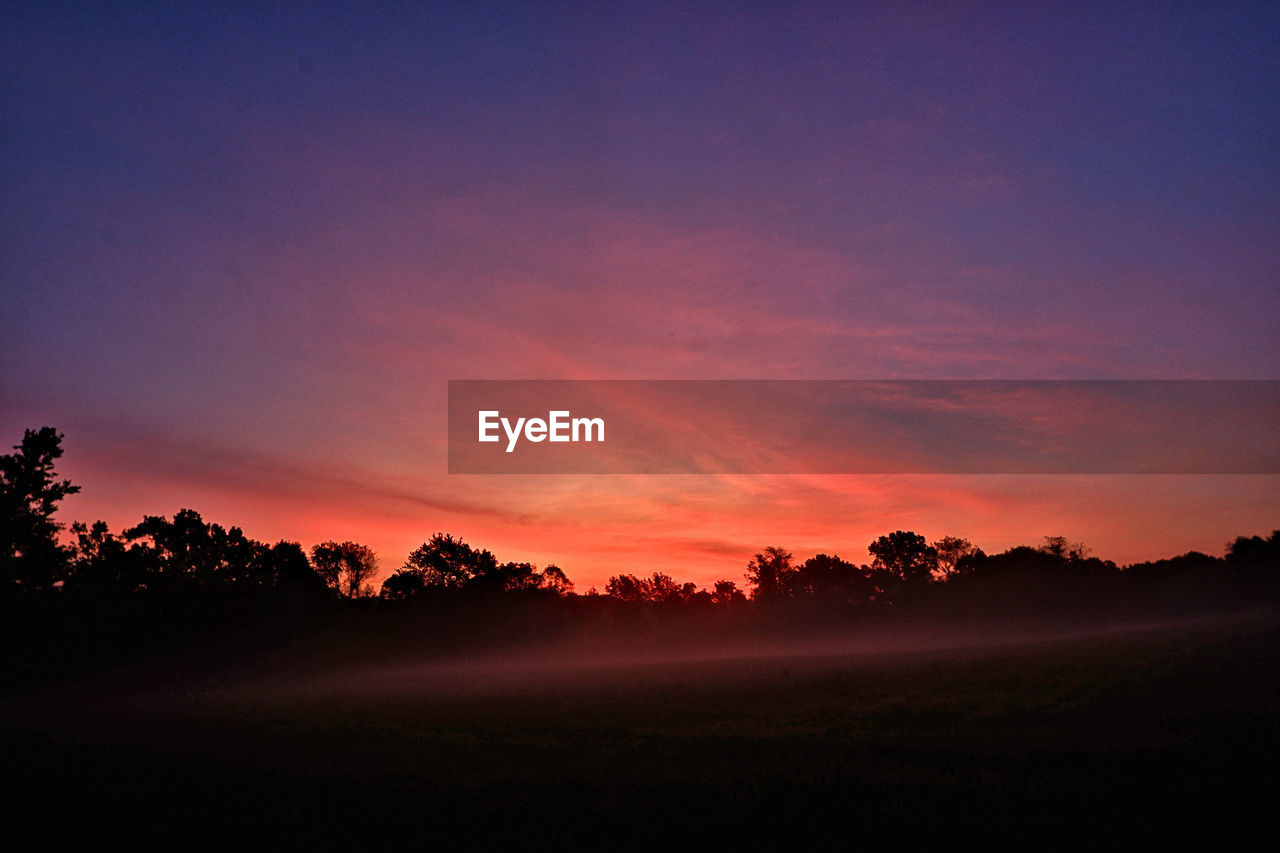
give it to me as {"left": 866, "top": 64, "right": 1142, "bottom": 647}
{"left": 257, "top": 540, "right": 328, "bottom": 595}
{"left": 932, "top": 536, "right": 979, "bottom": 581}
{"left": 64, "top": 513, "right": 324, "bottom": 598}
{"left": 955, "top": 545, "right": 1056, "bottom": 579}
{"left": 745, "top": 546, "right": 795, "bottom": 601}
{"left": 399, "top": 533, "right": 498, "bottom": 590}
{"left": 380, "top": 568, "right": 427, "bottom": 600}
{"left": 602, "top": 572, "right": 697, "bottom": 603}
{"left": 1225, "top": 530, "right": 1280, "bottom": 578}
{"left": 311, "top": 540, "right": 378, "bottom": 598}
{"left": 497, "top": 561, "right": 577, "bottom": 595}
{"left": 791, "top": 553, "right": 873, "bottom": 604}
{"left": 605, "top": 573, "right": 649, "bottom": 602}
{"left": 381, "top": 534, "right": 573, "bottom": 597}
{"left": 487, "top": 561, "right": 541, "bottom": 592}
{"left": 682, "top": 583, "right": 712, "bottom": 605}
{"left": 868, "top": 531, "right": 938, "bottom": 599}
{"left": 1122, "top": 550, "right": 1221, "bottom": 581}
{"left": 1040, "top": 536, "right": 1089, "bottom": 562}
{"left": 647, "top": 572, "right": 681, "bottom": 602}
{"left": 539, "top": 564, "right": 574, "bottom": 595}
{"left": 957, "top": 543, "right": 1114, "bottom": 581}
{"left": 122, "top": 509, "right": 263, "bottom": 588}
{"left": 711, "top": 579, "right": 746, "bottom": 604}
{"left": 66, "top": 520, "right": 146, "bottom": 593}
{"left": 1, "top": 427, "right": 81, "bottom": 591}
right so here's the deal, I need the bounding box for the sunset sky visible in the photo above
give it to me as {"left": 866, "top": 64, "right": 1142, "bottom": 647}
{"left": 3, "top": 1, "right": 1277, "bottom": 590}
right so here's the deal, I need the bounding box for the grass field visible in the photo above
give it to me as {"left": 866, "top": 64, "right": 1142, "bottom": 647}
{"left": 5, "top": 607, "right": 1278, "bottom": 844}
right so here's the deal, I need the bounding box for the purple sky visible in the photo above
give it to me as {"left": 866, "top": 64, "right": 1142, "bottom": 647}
{"left": 3, "top": 1, "right": 1277, "bottom": 587}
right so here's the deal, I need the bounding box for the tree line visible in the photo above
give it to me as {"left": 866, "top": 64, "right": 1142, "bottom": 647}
{"left": 3, "top": 427, "right": 1277, "bottom": 610}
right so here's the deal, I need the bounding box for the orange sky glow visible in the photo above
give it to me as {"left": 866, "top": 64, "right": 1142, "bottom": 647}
{"left": 4, "top": 3, "right": 1276, "bottom": 593}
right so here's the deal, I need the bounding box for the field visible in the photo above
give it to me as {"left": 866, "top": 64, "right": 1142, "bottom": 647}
{"left": 5, "top": 607, "right": 1278, "bottom": 844}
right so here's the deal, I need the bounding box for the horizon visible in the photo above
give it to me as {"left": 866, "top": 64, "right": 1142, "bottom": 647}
{"left": 19, "top": 420, "right": 1279, "bottom": 592}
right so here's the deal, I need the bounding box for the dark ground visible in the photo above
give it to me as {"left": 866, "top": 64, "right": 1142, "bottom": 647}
{"left": 4, "top": 606, "right": 1278, "bottom": 845}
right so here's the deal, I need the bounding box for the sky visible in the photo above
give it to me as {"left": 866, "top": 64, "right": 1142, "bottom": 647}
{"left": 2, "top": 1, "right": 1278, "bottom": 590}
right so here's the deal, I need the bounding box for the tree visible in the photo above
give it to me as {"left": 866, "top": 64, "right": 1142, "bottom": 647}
{"left": 257, "top": 540, "right": 328, "bottom": 595}
{"left": 311, "top": 541, "right": 378, "bottom": 598}
{"left": 400, "top": 533, "right": 497, "bottom": 589}
{"left": 745, "top": 546, "right": 795, "bottom": 601}
{"left": 604, "top": 573, "right": 649, "bottom": 602}
{"left": 603, "top": 572, "right": 699, "bottom": 603}
{"left": 1224, "top": 530, "right": 1279, "bottom": 578}
{"left": 711, "top": 579, "right": 746, "bottom": 604}
{"left": 646, "top": 572, "right": 681, "bottom": 603}
{"left": 868, "top": 531, "right": 938, "bottom": 595}
{"left": 67, "top": 520, "right": 146, "bottom": 593}
{"left": 382, "top": 536, "right": 574, "bottom": 598}
{"left": 123, "top": 509, "right": 264, "bottom": 587}
{"left": 932, "top": 536, "right": 978, "bottom": 581}
{"left": 485, "top": 561, "right": 540, "bottom": 592}
{"left": 1040, "top": 536, "right": 1089, "bottom": 562}
{"left": 67, "top": 512, "right": 324, "bottom": 596}
{"left": 380, "top": 568, "right": 427, "bottom": 600}
{"left": 539, "top": 564, "right": 574, "bottom": 595}
{"left": 791, "top": 553, "right": 873, "bottom": 604}
{"left": 1, "top": 427, "right": 81, "bottom": 591}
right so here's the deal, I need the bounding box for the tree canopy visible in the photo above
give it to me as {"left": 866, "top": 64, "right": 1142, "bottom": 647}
{"left": 380, "top": 533, "right": 574, "bottom": 598}
{"left": 1, "top": 427, "right": 80, "bottom": 591}
{"left": 311, "top": 541, "right": 378, "bottom": 599}
{"left": 745, "top": 546, "right": 795, "bottom": 601}
{"left": 868, "top": 531, "right": 938, "bottom": 593}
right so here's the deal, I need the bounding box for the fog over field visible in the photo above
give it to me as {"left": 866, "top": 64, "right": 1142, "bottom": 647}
{"left": 186, "top": 609, "right": 1268, "bottom": 710}
{"left": 7, "top": 606, "right": 1276, "bottom": 844}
